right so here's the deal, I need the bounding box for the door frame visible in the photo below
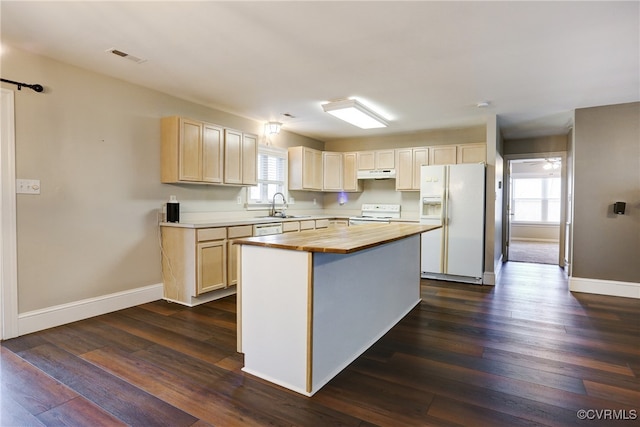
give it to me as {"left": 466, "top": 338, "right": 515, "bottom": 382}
{"left": 1, "top": 88, "right": 19, "bottom": 339}
{"left": 503, "top": 151, "right": 567, "bottom": 267}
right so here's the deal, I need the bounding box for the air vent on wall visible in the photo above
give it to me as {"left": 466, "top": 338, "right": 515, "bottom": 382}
{"left": 106, "top": 48, "right": 146, "bottom": 64}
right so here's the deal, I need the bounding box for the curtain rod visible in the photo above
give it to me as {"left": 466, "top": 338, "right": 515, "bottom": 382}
{"left": 1, "top": 78, "right": 44, "bottom": 93}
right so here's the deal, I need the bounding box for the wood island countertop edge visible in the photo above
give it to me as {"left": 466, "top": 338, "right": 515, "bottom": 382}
{"left": 233, "top": 224, "right": 441, "bottom": 254}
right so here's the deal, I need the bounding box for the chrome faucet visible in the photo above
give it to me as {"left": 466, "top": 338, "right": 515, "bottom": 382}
{"left": 270, "top": 192, "right": 288, "bottom": 217}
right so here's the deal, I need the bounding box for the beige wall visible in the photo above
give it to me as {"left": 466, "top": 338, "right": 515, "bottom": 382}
{"left": 511, "top": 224, "right": 559, "bottom": 241}
{"left": 573, "top": 102, "right": 640, "bottom": 283}
{"left": 2, "top": 46, "right": 323, "bottom": 312}
{"left": 504, "top": 134, "right": 568, "bottom": 155}
{"left": 485, "top": 115, "right": 502, "bottom": 281}
{"left": 324, "top": 125, "right": 486, "bottom": 152}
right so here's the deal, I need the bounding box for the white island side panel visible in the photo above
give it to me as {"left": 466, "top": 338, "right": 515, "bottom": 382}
{"left": 311, "top": 235, "right": 421, "bottom": 393}
{"left": 240, "top": 245, "right": 311, "bottom": 395}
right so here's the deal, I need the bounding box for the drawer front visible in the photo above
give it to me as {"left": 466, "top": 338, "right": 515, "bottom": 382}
{"left": 197, "top": 227, "right": 227, "bottom": 242}
{"left": 315, "top": 219, "right": 330, "bottom": 229}
{"left": 282, "top": 221, "right": 300, "bottom": 233}
{"left": 300, "top": 220, "right": 315, "bottom": 230}
{"left": 227, "top": 225, "right": 253, "bottom": 239}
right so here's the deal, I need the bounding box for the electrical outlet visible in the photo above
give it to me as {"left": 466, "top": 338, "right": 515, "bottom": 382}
{"left": 16, "top": 179, "right": 41, "bottom": 194}
{"left": 237, "top": 196, "right": 242, "bottom": 205}
{"left": 313, "top": 198, "right": 316, "bottom": 205}
{"left": 289, "top": 197, "right": 295, "bottom": 204}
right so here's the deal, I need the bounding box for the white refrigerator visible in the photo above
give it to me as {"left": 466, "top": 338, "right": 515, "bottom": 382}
{"left": 420, "top": 163, "right": 485, "bottom": 284}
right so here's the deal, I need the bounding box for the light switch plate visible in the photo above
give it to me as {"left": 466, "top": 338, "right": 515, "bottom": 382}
{"left": 16, "top": 179, "right": 41, "bottom": 194}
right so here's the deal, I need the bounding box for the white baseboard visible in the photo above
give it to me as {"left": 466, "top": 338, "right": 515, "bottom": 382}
{"left": 570, "top": 277, "right": 640, "bottom": 299}
{"left": 482, "top": 254, "right": 502, "bottom": 286}
{"left": 18, "top": 283, "right": 163, "bottom": 336}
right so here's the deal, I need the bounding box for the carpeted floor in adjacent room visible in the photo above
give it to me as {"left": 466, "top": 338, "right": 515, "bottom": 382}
{"left": 508, "top": 240, "right": 559, "bottom": 265}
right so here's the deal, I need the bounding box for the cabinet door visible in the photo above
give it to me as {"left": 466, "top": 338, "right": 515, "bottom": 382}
{"left": 224, "top": 129, "right": 243, "bottom": 184}
{"left": 227, "top": 225, "right": 252, "bottom": 287}
{"left": 395, "top": 148, "right": 414, "bottom": 191}
{"left": 242, "top": 133, "right": 258, "bottom": 185}
{"left": 179, "top": 118, "right": 203, "bottom": 182}
{"left": 457, "top": 143, "right": 486, "bottom": 164}
{"left": 323, "top": 152, "right": 343, "bottom": 191}
{"left": 202, "top": 123, "right": 223, "bottom": 183}
{"left": 357, "top": 151, "right": 375, "bottom": 170}
{"left": 312, "top": 149, "right": 323, "bottom": 190}
{"left": 342, "top": 152, "right": 361, "bottom": 192}
{"left": 196, "top": 241, "right": 226, "bottom": 295}
{"left": 412, "top": 148, "right": 429, "bottom": 190}
{"left": 430, "top": 145, "right": 457, "bottom": 165}
{"left": 376, "top": 150, "right": 395, "bottom": 169}
{"left": 302, "top": 147, "right": 322, "bottom": 190}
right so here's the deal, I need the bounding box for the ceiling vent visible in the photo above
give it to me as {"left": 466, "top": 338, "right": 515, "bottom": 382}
{"left": 106, "top": 48, "right": 146, "bottom": 64}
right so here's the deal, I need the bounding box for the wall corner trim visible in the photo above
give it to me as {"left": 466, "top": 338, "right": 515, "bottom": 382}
{"left": 569, "top": 277, "right": 640, "bottom": 299}
{"left": 17, "top": 283, "right": 163, "bottom": 336}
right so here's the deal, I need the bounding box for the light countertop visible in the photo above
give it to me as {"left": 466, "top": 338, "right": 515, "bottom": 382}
{"left": 159, "top": 214, "right": 341, "bottom": 229}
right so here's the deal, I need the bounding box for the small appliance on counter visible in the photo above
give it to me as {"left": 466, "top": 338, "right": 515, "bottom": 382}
{"left": 166, "top": 195, "right": 180, "bottom": 223}
{"left": 349, "top": 204, "right": 401, "bottom": 225}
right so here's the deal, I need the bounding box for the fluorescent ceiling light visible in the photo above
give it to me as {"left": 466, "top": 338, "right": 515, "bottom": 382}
{"left": 322, "top": 99, "right": 387, "bottom": 129}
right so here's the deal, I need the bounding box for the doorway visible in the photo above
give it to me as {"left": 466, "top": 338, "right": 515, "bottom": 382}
{"left": 1, "top": 88, "right": 19, "bottom": 339}
{"left": 505, "top": 155, "right": 566, "bottom": 266}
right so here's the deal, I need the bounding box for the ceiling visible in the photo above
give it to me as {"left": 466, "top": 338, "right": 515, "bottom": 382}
{"left": 1, "top": 1, "right": 638, "bottom": 141}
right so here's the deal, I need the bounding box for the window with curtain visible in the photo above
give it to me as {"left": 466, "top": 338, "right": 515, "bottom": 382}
{"left": 512, "top": 177, "right": 561, "bottom": 223}
{"left": 247, "top": 145, "right": 287, "bottom": 206}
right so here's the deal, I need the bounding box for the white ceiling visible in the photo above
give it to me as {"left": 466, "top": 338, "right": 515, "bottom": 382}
{"left": 1, "top": 1, "right": 638, "bottom": 141}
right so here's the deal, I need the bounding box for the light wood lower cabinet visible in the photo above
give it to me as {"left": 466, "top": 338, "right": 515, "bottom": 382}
{"left": 197, "top": 240, "right": 226, "bottom": 295}
{"left": 283, "top": 221, "right": 301, "bottom": 233}
{"left": 227, "top": 225, "right": 253, "bottom": 287}
{"left": 162, "top": 225, "right": 247, "bottom": 305}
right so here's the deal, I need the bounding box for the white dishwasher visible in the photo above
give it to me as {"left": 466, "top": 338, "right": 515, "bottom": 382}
{"left": 253, "top": 223, "right": 283, "bottom": 236}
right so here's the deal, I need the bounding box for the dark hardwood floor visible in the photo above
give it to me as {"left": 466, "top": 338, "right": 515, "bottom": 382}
{"left": 2, "top": 262, "right": 639, "bottom": 426}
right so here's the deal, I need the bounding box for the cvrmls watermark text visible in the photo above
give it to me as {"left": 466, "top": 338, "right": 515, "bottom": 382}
{"left": 577, "top": 409, "right": 637, "bottom": 421}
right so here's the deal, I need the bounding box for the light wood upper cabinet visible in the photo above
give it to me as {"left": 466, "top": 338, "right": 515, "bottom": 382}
{"left": 241, "top": 133, "right": 258, "bottom": 185}
{"left": 429, "top": 145, "right": 457, "bottom": 165}
{"left": 412, "top": 148, "right": 429, "bottom": 189}
{"left": 342, "top": 152, "right": 362, "bottom": 192}
{"left": 161, "top": 116, "right": 256, "bottom": 186}
{"left": 395, "top": 148, "right": 414, "bottom": 191}
{"left": 202, "top": 123, "right": 223, "bottom": 183}
{"left": 356, "top": 151, "right": 375, "bottom": 170}
{"left": 162, "top": 116, "right": 223, "bottom": 183}
{"left": 376, "top": 149, "right": 395, "bottom": 169}
{"left": 457, "top": 143, "right": 486, "bottom": 164}
{"left": 224, "top": 129, "right": 243, "bottom": 184}
{"left": 395, "top": 147, "right": 429, "bottom": 191}
{"left": 289, "top": 146, "right": 322, "bottom": 191}
{"left": 323, "top": 152, "right": 343, "bottom": 191}
{"left": 357, "top": 149, "right": 395, "bottom": 170}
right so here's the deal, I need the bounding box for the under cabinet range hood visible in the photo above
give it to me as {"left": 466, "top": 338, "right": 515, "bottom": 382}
{"left": 357, "top": 169, "right": 396, "bottom": 179}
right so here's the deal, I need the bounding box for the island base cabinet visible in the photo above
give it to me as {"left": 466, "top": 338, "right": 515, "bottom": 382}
{"left": 239, "top": 235, "right": 421, "bottom": 396}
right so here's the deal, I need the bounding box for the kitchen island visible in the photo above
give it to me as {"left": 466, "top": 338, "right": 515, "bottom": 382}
{"left": 235, "top": 223, "right": 439, "bottom": 396}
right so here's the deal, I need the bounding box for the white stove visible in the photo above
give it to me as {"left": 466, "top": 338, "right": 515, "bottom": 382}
{"left": 349, "top": 204, "right": 401, "bottom": 225}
